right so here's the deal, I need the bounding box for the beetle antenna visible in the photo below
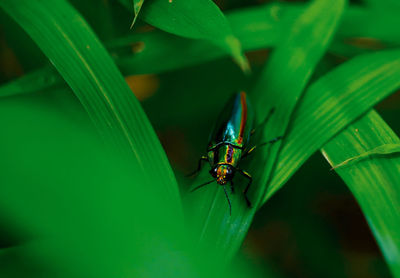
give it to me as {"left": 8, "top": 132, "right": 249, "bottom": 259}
{"left": 223, "top": 185, "right": 232, "bottom": 216}
{"left": 190, "top": 179, "right": 215, "bottom": 192}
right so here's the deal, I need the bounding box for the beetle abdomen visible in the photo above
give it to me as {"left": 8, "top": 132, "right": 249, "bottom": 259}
{"left": 208, "top": 92, "right": 254, "bottom": 150}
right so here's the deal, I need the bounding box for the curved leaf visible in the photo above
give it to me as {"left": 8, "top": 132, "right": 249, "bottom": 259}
{"left": 131, "top": 0, "right": 145, "bottom": 28}
{"left": 363, "top": 0, "right": 400, "bottom": 10}
{"left": 118, "top": 0, "right": 145, "bottom": 28}
{"left": 0, "top": 94, "right": 187, "bottom": 277}
{"left": 183, "top": 0, "right": 346, "bottom": 264}
{"left": 5, "top": 3, "right": 400, "bottom": 97}
{"left": 251, "top": 0, "right": 347, "bottom": 204}
{"left": 0, "top": 0, "right": 182, "bottom": 219}
{"left": 269, "top": 49, "right": 400, "bottom": 200}
{"left": 118, "top": 3, "right": 400, "bottom": 75}
{"left": 139, "top": 0, "right": 249, "bottom": 72}
{"left": 331, "top": 143, "right": 400, "bottom": 169}
{"left": 0, "top": 66, "right": 61, "bottom": 97}
{"left": 322, "top": 110, "right": 400, "bottom": 278}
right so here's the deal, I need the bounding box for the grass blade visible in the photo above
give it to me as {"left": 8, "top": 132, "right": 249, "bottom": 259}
{"left": 269, "top": 49, "right": 400, "bottom": 201}
{"left": 131, "top": 0, "right": 145, "bottom": 28}
{"left": 322, "top": 110, "right": 400, "bottom": 278}
{"left": 363, "top": 0, "right": 400, "bottom": 10}
{"left": 4, "top": 3, "right": 400, "bottom": 98}
{"left": 139, "top": 0, "right": 249, "bottom": 72}
{"left": 331, "top": 143, "right": 400, "bottom": 169}
{"left": 251, "top": 0, "right": 346, "bottom": 204}
{"left": 118, "top": 0, "right": 144, "bottom": 29}
{"left": 0, "top": 92, "right": 187, "bottom": 278}
{"left": 184, "top": 0, "right": 346, "bottom": 265}
{"left": 0, "top": 66, "right": 60, "bottom": 97}
{"left": 117, "top": 3, "right": 400, "bottom": 75}
{"left": 0, "top": 0, "right": 182, "bottom": 217}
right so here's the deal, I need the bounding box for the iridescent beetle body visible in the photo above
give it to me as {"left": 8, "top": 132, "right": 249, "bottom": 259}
{"left": 207, "top": 91, "right": 254, "bottom": 185}
{"left": 189, "top": 91, "right": 280, "bottom": 214}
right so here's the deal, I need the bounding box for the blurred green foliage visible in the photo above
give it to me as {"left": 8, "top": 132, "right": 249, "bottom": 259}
{"left": 0, "top": 0, "right": 400, "bottom": 277}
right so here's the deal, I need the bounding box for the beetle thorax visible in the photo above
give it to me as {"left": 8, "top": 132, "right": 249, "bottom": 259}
{"left": 208, "top": 144, "right": 242, "bottom": 167}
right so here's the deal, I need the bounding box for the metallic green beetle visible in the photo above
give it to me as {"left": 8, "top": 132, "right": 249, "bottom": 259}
{"left": 190, "top": 91, "right": 279, "bottom": 214}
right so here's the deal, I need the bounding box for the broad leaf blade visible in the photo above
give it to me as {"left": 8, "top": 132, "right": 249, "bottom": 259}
{"left": 121, "top": 3, "right": 400, "bottom": 74}
{"left": 269, "top": 49, "right": 400, "bottom": 200}
{"left": 0, "top": 0, "right": 182, "bottom": 217}
{"left": 0, "top": 66, "right": 61, "bottom": 97}
{"left": 5, "top": 3, "right": 400, "bottom": 96}
{"left": 322, "top": 110, "right": 400, "bottom": 278}
{"left": 139, "top": 0, "right": 249, "bottom": 72}
{"left": 0, "top": 91, "right": 187, "bottom": 278}
{"left": 331, "top": 143, "right": 400, "bottom": 169}
{"left": 363, "top": 0, "right": 400, "bottom": 10}
{"left": 184, "top": 0, "right": 346, "bottom": 264}
{"left": 250, "top": 0, "right": 347, "bottom": 204}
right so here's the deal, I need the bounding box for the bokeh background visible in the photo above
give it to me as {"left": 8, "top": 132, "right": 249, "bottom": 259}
{"left": 1, "top": 0, "right": 399, "bottom": 277}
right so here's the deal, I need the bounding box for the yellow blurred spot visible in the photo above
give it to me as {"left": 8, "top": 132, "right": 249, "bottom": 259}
{"left": 246, "top": 49, "right": 270, "bottom": 66}
{"left": 136, "top": 25, "right": 155, "bottom": 33}
{"left": 269, "top": 5, "right": 281, "bottom": 21}
{"left": 0, "top": 35, "right": 23, "bottom": 78}
{"left": 345, "top": 37, "right": 384, "bottom": 50}
{"left": 125, "top": 74, "right": 159, "bottom": 101}
{"left": 131, "top": 41, "right": 145, "bottom": 54}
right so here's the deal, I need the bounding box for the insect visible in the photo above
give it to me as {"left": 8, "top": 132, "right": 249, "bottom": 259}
{"left": 189, "top": 91, "right": 281, "bottom": 215}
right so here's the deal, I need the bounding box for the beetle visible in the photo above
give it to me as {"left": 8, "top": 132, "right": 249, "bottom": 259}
{"left": 189, "top": 91, "right": 281, "bottom": 215}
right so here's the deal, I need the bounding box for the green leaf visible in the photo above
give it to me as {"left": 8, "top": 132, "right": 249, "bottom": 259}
{"left": 331, "top": 143, "right": 400, "bottom": 169}
{"left": 118, "top": 0, "right": 144, "bottom": 29}
{"left": 112, "top": 31, "right": 234, "bottom": 75}
{"left": 0, "top": 66, "right": 61, "bottom": 97}
{"left": 130, "top": 0, "right": 145, "bottom": 28}
{"left": 269, "top": 49, "right": 400, "bottom": 201}
{"left": 5, "top": 3, "right": 400, "bottom": 97}
{"left": 0, "top": 0, "right": 182, "bottom": 219}
{"left": 183, "top": 0, "right": 346, "bottom": 264}
{"left": 117, "top": 0, "right": 130, "bottom": 10}
{"left": 251, "top": 0, "right": 347, "bottom": 204}
{"left": 0, "top": 92, "right": 188, "bottom": 278}
{"left": 118, "top": 3, "right": 400, "bottom": 75}
{"left": 363, "top": 0, "right": 400, "bottom": 10}
{"left": 139, "top": 0, "right": 249, "bottom": 72}
{"left": 322, "top": 110, "right": 400, "bottom": 278}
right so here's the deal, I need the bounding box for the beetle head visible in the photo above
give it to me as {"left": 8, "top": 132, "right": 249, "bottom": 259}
{"left": 211, "top": 165, "right": 235, "bottom": 185}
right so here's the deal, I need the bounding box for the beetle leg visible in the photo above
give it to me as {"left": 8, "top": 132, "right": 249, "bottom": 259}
{"left": 242, "top": 146, "right": 256, "bottom": 159}
{"left": 230, "top": 180, "right": 235, "bottom": 194}
{"left": 258, "top": 135, "right": 283, "bottom": 148}
{"left": 239, "top": 169, "right": 253, "bottom": 208}
{"left": 190, "top": 179, "right": 215, "bottom": 192}
{"left": 187, "top": 156, "right": 208, "bottom": 177}
{"left": 251, "top": 107, "right": 275, "bottom": 136}
{"left": 223, "top": 185, "right": 232, "bottom": 216}
{"left": 242, "top": 136, "right": 283, "bottom": 159}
